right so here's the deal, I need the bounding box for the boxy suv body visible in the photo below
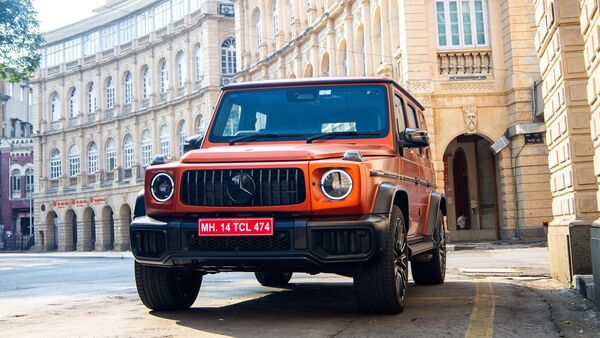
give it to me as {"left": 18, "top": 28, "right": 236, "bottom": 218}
{"left": 131, "top": 77, "right": 447, "bottom": 314}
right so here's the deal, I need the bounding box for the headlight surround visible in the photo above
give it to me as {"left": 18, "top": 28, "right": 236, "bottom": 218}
{"left": 320, "top": 169, "right": 353, "bottom": 201}
{"left": 150, "top": 173, "right": 174, "bottom": 202}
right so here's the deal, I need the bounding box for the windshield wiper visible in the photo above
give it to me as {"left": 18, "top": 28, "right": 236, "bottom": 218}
{"left": 229, "top": 133, "right": 301, "bottom": 145}
{"left": 306, "top": 131, "right": 381, "bottom": 143}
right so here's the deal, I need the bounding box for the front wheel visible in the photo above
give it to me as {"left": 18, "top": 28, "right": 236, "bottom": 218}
{"left": 254, "top": 271, "right": 293, "bottom": 286}
{"left": 134, "top": 261, "right": 202, "bottom": 311}
{"left": 353, "top": 205, "right": 408, "bottom": 314}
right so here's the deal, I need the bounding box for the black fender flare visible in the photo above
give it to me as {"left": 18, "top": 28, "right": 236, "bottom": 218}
{"left": 133, "top": 189, "right": 145, "bottom": 219}
{"left": 373, "top": 182, "right": 410, "bottom": 228}
{"left": 425, "top": 192, "right": 447, "bottom": 237}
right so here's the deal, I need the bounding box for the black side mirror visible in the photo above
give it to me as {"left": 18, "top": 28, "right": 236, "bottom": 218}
{"left": 400, "top": 128, "right": 430, "bottom": 148}
{"left": 183, "top": 134, "right": 204, "bottom": 154}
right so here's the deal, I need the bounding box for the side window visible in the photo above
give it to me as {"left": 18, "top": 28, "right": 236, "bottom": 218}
{"left": 418, "top": 111, "right": 431, "bottom": 159}
{"left": 393, "top": 94, "right": 406, "bottom": 133}
{"left": 406, "top": 104, "right": 419, "bottom": 128}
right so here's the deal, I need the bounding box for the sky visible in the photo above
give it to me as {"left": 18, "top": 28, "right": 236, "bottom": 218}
{"left": 33, "top": 0, "right": 106, "bottom": 33}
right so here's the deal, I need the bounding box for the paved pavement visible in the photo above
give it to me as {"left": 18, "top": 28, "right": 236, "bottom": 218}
{"left": 0, "top": 242, "right": 599, "bottom": 337}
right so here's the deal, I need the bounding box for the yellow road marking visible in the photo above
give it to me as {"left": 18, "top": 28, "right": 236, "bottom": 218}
{"left": 465, "top": 278, "right": 495, "bottom": 338}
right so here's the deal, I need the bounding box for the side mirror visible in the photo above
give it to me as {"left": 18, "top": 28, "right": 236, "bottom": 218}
{"left": 400, "top": 128, "right": 430, "bottom": 148}
{"left": 183, "top": 134, "right": 204, "bottom": 154}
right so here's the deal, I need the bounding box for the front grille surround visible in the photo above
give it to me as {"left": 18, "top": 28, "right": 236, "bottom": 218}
{"left": 180, "top": 168, "right": 306, "bottom": 207}
{"left": 186, "top": 230, "right": 291, "bottom": 251}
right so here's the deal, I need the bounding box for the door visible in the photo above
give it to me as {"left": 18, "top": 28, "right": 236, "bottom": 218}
{"left": 453, "top": 148, "right": 471, "bottom": 229}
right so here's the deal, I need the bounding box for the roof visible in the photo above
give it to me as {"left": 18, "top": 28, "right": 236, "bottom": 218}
{"left": 42, "top": 0, "right": 160, "bottom": 44}
{"left": 221, "top": 77, "right": 425, "bottom": 111}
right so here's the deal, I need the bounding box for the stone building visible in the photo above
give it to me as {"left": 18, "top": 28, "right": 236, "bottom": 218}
{"left": 232, "top": 0, "right": 554, "bottom": 241}
{"left": 0, "top": 80, "right": 34, "bottom": 241}
{"left": 32, "top": 0, "right": 236, "bottom": 251}
{"left": 534, "top": 0, "right": 600, "bottom": 285}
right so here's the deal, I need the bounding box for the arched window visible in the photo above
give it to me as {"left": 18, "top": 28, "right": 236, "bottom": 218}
{"left": 196, "top": 114, "right": 205, "bottom": 135}
{"left": 105, "top": 77, "right": 115, "bottom": 108}
{"left": 289, "top": 0, "right": 295, "bottom": 24}
{"left": 141, "top": 129, "right": 152, "bottom": 167}
{"left": 254, "top": 9, "right": 262, "bottom": 50}
{"left": 11, "top": 169, "right": 21, "bottom": 197}
{"left": 159, "top": 124, "right": 170, "bottom": 157}
{"left": 105, "top": 138, "right": 116, "bottom": 171}
{"left": 50, "top": 148, "right": 61, "bottom": 179}
{"left": 321, "top": 53, "right": 330, "bottom": 77}
{"left": 87, "top": 142, "right": 98, "bottom": 174}
{"left": 221, "top": 38, "right": 237, "bottom": 75}
{"left": 68, "top": 145, "right": 80, "bottom": 177}
{"left": 356, "top": 26, "right": 366, "bottom": 76}
{"left": 178, "top": 121, "right": 187, "bottom": 156}
{"left": 142, "top": 65, "right": 151, "bottom": 99}
{"left": 194, "top": 44, "right": 203, "bottom": 82}
{"left": 50, "top": 92, "right": 60, "bottom": 122}
{"left": 25, "top": 168, "right": 33, "bottom": 193}
{"left": 159, "top": 59, "right": 168, "bottom": 94}
{"left": 87, "top": 82, "right": 97, "bottom": 114}
{"left": 123, "top": 134, "right": 134, "bottom": 169}
{"left": 338, "top": 40, "right": 348, "bottom": 76}
{"left": 272, "top": 0, "right": 279, "bottom": 35}
{"left": 177, "top": 51, "right": 186, "bottom": 88}
{"left": 124, "top": 71, "right": 133, "bottom": 104}
{"left": 69, "top": 87, "right": 78, "bottom": 118}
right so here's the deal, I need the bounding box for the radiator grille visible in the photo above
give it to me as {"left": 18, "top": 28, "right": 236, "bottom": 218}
{"left": 180, "top": 168, "right": 306, "bottom": 207}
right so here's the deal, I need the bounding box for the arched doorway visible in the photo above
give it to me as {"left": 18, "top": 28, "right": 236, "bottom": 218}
{"left": 443, "top": 134, "right": 500, "bottom": 241}
{"left": 44, "top": 211, "right": 58, "bottom": 250}
{"left": 101, "top": 206, "right": 115, "bottom": 250}
{"left": 64, "top": 209, "right": 77, "bottom": 251}
{"left": 82, "top": 207, "right": 96, "bottom": 251}
{"left": 117, "top": 204, "right": 132, "bottom": 251}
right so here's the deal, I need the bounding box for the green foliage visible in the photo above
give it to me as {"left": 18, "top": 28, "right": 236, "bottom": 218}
{"left": 0, "top": 0, "right": 43, "bottom": 82}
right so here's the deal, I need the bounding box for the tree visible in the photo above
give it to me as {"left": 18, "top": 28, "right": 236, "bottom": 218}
{"left": 0, "top": 0, "right": 43, "bottom": 82}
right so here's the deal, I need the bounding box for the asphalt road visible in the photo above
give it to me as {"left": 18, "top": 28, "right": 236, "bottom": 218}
{"left": 1, "top": 243, "right": 599, "bottom": 338}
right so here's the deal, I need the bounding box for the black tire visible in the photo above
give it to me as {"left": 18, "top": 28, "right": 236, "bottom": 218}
{"left": 354, "top": 205, "right": 408, "bottom": 314}
{"left": 134, "top": 261, "right": 202, "bottom": 311}
{"left": 254, "top": 271, "right": 293, "bottom": 286}
{"left": 411, "top": 212, "right": 446, "bottom": 285}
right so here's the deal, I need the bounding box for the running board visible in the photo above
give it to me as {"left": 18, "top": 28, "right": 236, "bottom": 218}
{"left": 407, "top": 238, "right": 435, "bottom": 256}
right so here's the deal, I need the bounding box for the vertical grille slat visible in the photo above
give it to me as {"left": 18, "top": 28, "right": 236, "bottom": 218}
{"left": 181, "top": 168, "right": 305, "bottom": 207}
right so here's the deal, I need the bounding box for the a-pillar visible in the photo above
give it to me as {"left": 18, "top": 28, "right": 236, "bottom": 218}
{"left": 535, "top": 0, "right": 596, "bottom": 282}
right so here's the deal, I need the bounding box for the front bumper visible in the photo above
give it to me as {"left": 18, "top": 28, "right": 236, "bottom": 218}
{"left": 130, "top": 214, "right": 389, "bottom": 273}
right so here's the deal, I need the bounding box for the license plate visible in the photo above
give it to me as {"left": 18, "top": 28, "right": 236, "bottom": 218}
{"left": 198, "top": 218, "right": 274, "bottom": 236}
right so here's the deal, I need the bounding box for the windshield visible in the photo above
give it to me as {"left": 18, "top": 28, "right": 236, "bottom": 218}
{"left": 208, "top": 84, "right": 390, "bottom": 143}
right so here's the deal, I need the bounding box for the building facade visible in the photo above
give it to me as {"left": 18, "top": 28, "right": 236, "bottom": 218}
{"left": 0, "top": 80, "right": 34, "bottom": 246}
{"left": 32, "top": 0, "right": 236, "bottom": 251}
{"left": 232, "top": 0, "right": 554, "bottom": 241}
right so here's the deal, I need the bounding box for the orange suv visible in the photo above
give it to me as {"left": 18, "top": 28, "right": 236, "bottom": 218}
{"left": 131, "top": 77, "right": 447, "bottom": 314}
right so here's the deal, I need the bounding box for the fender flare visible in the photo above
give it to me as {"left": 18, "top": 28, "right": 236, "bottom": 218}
{"left": 425, "top": 192, "right": 447, "bottom": 237}
{"left": 133, "top": 189, "right": 145, "bottom": 219}
{"left": 373, "top": 182, "right": 409, "bottom": 227}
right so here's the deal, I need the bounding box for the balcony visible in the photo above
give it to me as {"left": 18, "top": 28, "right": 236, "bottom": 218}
{"left": 120, "top": 41, "right": 133, "bottom": 52}
{"left": 104, "top": 108, "right": 115, "bottom": 120}
{"left": 177, "top": 86, "right": 185, "bottom": 97}
{"left": 221, "top": 75, "right": 236, "bottom": 86}
{"left": 66, "top": 60, "right": 79, "bottom": 70}
{"left": 104, "top": 171, "right": 114, "bottom": 183}
{"left": 47, "top": 66, "right": 60, "bottom": 75}
{"left": 49, "top": 179, "right": 59, "bottom": 191}
{"left": 102, "top": 48, "right": 115, "bottom": 58}
{"left": 159, "top": 92, "right": 167, "bottom": 103}
{"left": 49, "top": 120, "right": 61, "bottom": 131}
{"left": 142, "top": 98, "right": 150, "bottom": 108}
{"left": 173, "top": 18, "right": 184, "bottom": 30}
{"left": 155, "top": 26, "right": 167, "bottom": 38}
{"left": 87, "top": 174, "right": 96, "bottom": 185}
{"left": 68, "top": 176, "right": 78, "bottom": 187}
{"left": 122, "top": 103, "right": 132, "bottom": 115}
{"left": 437, "top": 49, "right": 492, "bottom": 77}
{"left": 86, "top": 113, "right": 96, "bottom": 124}
{"left": 68, "top": 116, "right": 79, "bottom": 128}
{"left": 84, "top": 55, "right": 96, "bottom": 64}
{"left": 124, "top": 168, "right": 133, "bottom": 180}
{"left": 137, "top": 35, "right": 150, "bottom": 45}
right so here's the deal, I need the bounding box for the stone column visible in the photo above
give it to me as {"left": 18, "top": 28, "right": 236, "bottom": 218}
{"left": 535, "top": 0, "right": 596, "bottom": 282}
{"left": 580, "top": 0, "right": 600, "bottom": 302}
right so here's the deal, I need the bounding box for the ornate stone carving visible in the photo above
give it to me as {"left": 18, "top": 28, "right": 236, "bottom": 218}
{"left": 463, "top": 106, "right": 477, "bottom": 134}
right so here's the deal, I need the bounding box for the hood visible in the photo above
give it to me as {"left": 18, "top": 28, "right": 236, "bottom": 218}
{"left": 180, "top": 143, "right": 396, "bottom": 163}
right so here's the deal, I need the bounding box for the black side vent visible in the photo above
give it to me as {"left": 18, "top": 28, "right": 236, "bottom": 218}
{"left": 132, "top": 230, "right": 166, "bottom": 259}
{"left": 310, "top": 229, "right": 371, "bottom": 257}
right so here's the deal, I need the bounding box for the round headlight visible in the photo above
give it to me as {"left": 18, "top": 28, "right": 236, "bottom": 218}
{"left": 320, "top": 169, "right": 353, "bottom": 200}
{"left": 150, "top": 173, "right": 174, "bottom": 202}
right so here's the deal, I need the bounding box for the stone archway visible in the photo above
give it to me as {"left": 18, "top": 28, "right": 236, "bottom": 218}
{"left": 443, "top": 134, "right": 500, "bottom": 241}
{"left": 63, "top": 209, "right": 77, "bottom": 251}
{"left": 81, "top": 207, "right": 96, "bottom": 251}
{"left": 115, "top": 204, "right": 131, "bottom": 251}
{"left": 43, "top": 211, "right": 58, "bottom": 251}
{"left": 99, "top": 206, "right": 115, "bottom": 250}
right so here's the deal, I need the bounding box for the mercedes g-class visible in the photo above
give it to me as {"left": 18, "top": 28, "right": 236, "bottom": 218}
{"left": 131, "top": 77, "right": 447, "bottom": 314}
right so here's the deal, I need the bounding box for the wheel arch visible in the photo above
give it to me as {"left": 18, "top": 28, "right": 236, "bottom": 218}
{"left": 425, "top": 192, "right": 447, "bottom": 237}
{"left": 373, "top": 182, "right": 409, "bottom": 231}
{"left": 133, "top": 189, "right": 145, "bottom": 219}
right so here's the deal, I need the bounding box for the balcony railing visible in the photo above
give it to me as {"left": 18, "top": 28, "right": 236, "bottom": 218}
{"left": 177, "top": 86, "right": 185, "bottom": 97}
{"left": 155, "top": 27, "right": 167, "bottom": 37}
{"left": 87, "top": 174, "right": 96, "bottom": 185}
{"left": 120, "top": 41, "right": 133, "bottom": 51}
{"left": 49, "top": 120, "right": 61, "bottom": 131}
{"left": 159, "top": 92, "right": 167, "bottom": 102}
{"left": 66, "top": 60, "right": 79, "bottom": 69}
{"left": 142, "top": 98, "right": 150, "bottom": 108}
{"left": 437, "top": 49, "right": 492, "bottom": 76}
{"left": 124, "top": 168, "right": 133, "bottom": 179}
{"left": 173, "top": 18, "right": 184, "bottom": 29}
{"left": 122, "top": 103, "right": 132, "bottom": 115}
{"left": 47, "top": 66, "right": 60, "bottom": 75}
{"left": 221, "top": 75, "right": 236, "bottom": 86}
{"left": 102, "top": 48, "right": 115, "bottom": 58}
{"left": 137, "top": 35, "right": 150, "bottom": 45}
{"left": 86, "top": 113, "right": 96, "bottom": 123}
{"left": 68, "top": 177, "right": 78, "bottom": 186}
{"left": 68, "top": 116, "right": 79, "bottom": 127}
{"left": 104, "top": 171, "right": 114, "bottom": 183}
{"left": 84, "top": 55, "right": 96, "bottom": 64}
{"left": 49, "top": 179, "right": 59, "bottom": 190}
{"left": 104, "top": 108, "right": 115, "bottom": 120}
